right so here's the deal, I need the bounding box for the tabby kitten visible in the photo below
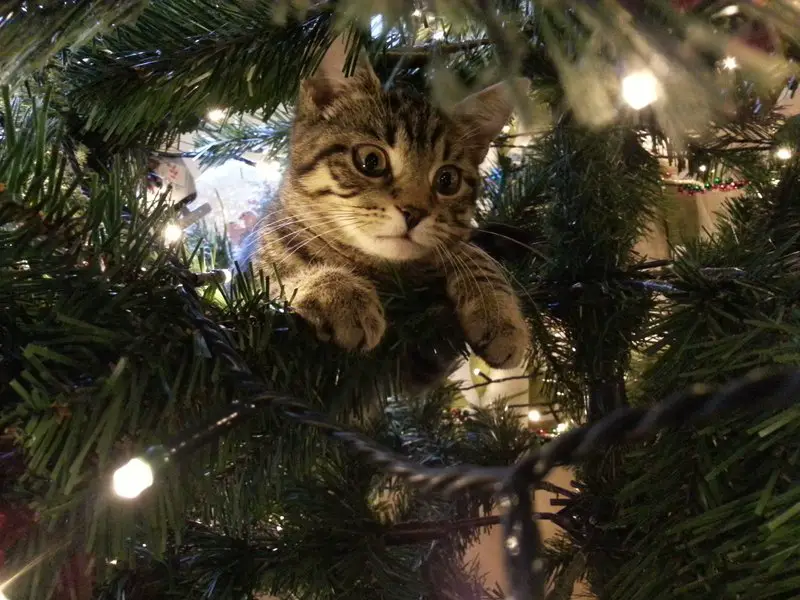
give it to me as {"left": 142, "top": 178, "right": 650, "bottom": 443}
{"left": 250, "top": 37, "right": 530, "bottom": 370}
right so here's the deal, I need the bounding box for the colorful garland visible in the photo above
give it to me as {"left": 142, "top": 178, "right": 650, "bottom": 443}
{"left": 676, "top": 177, "right": 748, "bottom": 195}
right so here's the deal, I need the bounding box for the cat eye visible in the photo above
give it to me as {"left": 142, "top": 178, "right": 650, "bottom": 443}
{"left": 434, "top": 166, "right": 462, "bottom": 196}
{"left": 352, "top": 144, "right": 389, "bottom": 177}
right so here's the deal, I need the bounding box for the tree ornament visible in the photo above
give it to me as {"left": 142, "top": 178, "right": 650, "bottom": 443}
{"left": 146, "top": 155, "right": 197, "bottom": 207}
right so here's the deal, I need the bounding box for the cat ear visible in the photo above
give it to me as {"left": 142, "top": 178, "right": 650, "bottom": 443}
{"left": 299, "top": 35, "right": 381, "bottom": 115}
{"left": 451, "top": 78, "right": 531, "bottom": 155}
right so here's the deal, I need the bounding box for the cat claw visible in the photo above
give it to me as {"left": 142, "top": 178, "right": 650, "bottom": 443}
{"left": 294, "top": 290, "right": 386, "bottom": 352}
{"left": 474, "top": 325, "right": 528, "bottom": 369}
{"left": 459, "top": 300, "right": 529, "bottom": 369}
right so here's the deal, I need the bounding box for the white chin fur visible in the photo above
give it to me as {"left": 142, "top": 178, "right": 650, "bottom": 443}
{"left": 366, "top": 237, "right": 427, "bottom": 261}
{"left": 345, "top": 223, "right": 430, "bottom": 261}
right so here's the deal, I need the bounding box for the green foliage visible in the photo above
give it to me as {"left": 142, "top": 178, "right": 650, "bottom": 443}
{"left": 558, "top": 176, "right": 800, "bottom": 599}
{"left": 0, "top": 83, "right": 536, "bottom": 600}
{"left": 0, "top": 1, "right": 149, "bottom": 86}
{"left": 60, "top": 1, "right": 336, "bottom": 149}
{"left": 3, "top": 2, "right": 800, "bottom": 600}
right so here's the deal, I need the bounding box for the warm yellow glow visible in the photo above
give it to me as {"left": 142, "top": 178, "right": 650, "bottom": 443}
{"left": 473, "top": 368, "right": 481, "bottom": 376}
{"left": 0, "top": 587, "right": 10, "bottom": 600}
{"left": 698, "top": 165, "right": 707, "bottom": 173}
{"left": 721, "top": 56, "right": 738, "bottom": 70}
{"left": 621, "top": 70, "right": 660, "bottom": 110}
{"left": 113, "top": 457, "right": 154, "bottom": 499}
{"left": 162, "top": 222, "right": 183, "bottom": 244}
{"left": 206, "top": 108, "right": 226, "bottom": 123}
{"left": 556, "top": 422, "right": 569, "bottom": 433}
{"left": 775, "top": 147, "right": 793, "bottom": 161}
{"left": 527, "top": 409, "right": 542, "bottom": 422}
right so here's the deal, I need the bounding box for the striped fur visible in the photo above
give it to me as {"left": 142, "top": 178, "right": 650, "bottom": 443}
{"left": 250, "top": 38, "right": 530, "bottom": 369}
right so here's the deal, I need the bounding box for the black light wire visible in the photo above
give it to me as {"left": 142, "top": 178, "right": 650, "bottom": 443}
{"left": 147, "top": 264, "right": 800, "bottom": 600}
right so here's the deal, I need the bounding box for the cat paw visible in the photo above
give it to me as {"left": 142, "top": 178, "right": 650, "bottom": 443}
{"left": 294, "top": 282, "right": 386, "bottom": 351}
{"left": 459, "top": 297, "right": 529, "bottom": 369}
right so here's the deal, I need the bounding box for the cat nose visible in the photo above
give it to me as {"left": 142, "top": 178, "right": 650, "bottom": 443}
{"left": 397, "top": 206, "right": 427, "bottom": 230}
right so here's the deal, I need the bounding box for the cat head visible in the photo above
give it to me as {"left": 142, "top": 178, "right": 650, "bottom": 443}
{"left": 285, "top": 35, "right": 526, "bottom": 262}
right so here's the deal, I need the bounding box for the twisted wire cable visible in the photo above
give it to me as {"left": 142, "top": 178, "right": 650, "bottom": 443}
{"left": 164, "top": 265, "right": 800, "bottom": 600}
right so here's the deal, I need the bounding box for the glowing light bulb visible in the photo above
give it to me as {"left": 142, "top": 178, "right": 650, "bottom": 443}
{"left": 370, "top": 15, "right": 384, "bottom": 37}
{"left": 621, "top": 70, "right": 660, "bottom": 110}
{"left": 473, "top": 368, "right": 481, "bottom": 376}
{"left": 257, "top": 159, "right": 283, "bottom": 183}
{"left": 698, "top": 165, "right": 707, "bottom": 173}
{"left": 775, "top": 147, "right": 793, "bottom": 161}
{"left": 721, "top": 56, "right": 738, "bottom": 70}
{"left": 556, "top": 422, "right": 569, "bottom": 433}
{"left": 113, "top": 457, "right": 154, "bottom": 499}
{"left": 162, "top": 222, "right": 183, "bottom": 244}
{"left": 206, "top": 108, "right": 226, "bottom": 123}
{"left": 719, "top": 4, "right": 739, "bottom": 16}
{"left": 527, "top": 409, "right": 541, "bottom": 422}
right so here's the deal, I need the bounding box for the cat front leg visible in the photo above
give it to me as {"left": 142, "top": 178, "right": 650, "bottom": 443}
{"left": 283, "top": 266, "right": 387, "bottom": 351}
{"left": 444, "top": 245, "right": 529, "bottom": 369}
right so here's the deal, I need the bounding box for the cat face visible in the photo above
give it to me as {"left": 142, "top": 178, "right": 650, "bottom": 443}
{"left": 284, "top": 37, "right": 524, "bottom": 262}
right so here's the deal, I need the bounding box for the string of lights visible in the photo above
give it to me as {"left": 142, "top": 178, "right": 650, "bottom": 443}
{"left": 109, "top": 261, "right": 800, "bottom": 600}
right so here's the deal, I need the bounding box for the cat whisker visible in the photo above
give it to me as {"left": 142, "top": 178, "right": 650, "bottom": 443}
{"left": 472, "top": 227, "right": 546, "bottom": 258}
{"left": 258, "top": 213, "right": 360, "bottom": 241}
{"left": 265, "top": 219, "right": 348, "bottom": 248}
{"left": 439, "top": 244, "right": 488, "bottom": 322}
{"left": 255, "top": 211, "right": 359, "bottom": 235}
{"left": 275, "top": 220, "right": 361, "bottom": 266}
{"left": 460, "top": 240, "right": 539, "bottom": 310}
{"left": 448, "top": 247, "right": 489, "bottom": 320}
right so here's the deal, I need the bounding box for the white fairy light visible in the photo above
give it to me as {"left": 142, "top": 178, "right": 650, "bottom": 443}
{"left": 621, "top": 70, "right": 660, "bottom": 110}
{"left": 775, "top": 147, "right": 793, "bottom": 160}
{"left": 556, "top": 422, "right": 569, "bottom": 433}
{"left": 162, "top": 222, "right": 183, "bottom": 244}
{"left": 527, "top": 409, "right": 541, "bottom": 422}
{"left": 412, "top": 9, "right": 422, "bottom": 17}
{"left": 721, "top": 56, "right": 738, "bottom": 70}
{"left": 206, "top": 108, "right": 226, "bottom": 123}
{"left": 719, "top": 4, "right": 739, "bottom": 16}
{"left": 698, "top": 165, "right": 708, "bottom": 173}
{"left": 370, "top": 15, "right": 384, "bottom": 37}
{"left": 112, "top": 457, "right": 154, "bottom": 499}
{"left": 473, "top": 368, "right": 481, "bottom": 376}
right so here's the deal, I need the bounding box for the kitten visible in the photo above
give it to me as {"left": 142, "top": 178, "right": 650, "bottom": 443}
{"left": 249, "top": 36, "right": 530, "bottom": 371}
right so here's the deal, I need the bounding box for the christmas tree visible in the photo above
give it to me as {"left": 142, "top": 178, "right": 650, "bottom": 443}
{"left": 1, "top": 1, "right": 800, "bottom": 599}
